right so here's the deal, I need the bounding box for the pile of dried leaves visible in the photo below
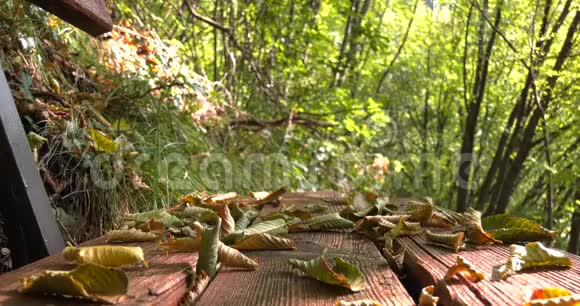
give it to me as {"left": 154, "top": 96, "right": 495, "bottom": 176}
{"left": 18, "top": 189, "right": 577, "bottom": 305}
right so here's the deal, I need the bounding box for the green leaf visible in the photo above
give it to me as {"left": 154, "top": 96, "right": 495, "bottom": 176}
{"left": 494, "top": 242, "right": 572, "bottom": 280}
{"left": 196, "top": 219, "right": 221, "bottom": 278}
{"left": 244, "top": 218, "right": 289, "bottom": 236}
{"left": 482, "top": 214, "right": 557, "bottom": 243}
{"left": 22, "top": 264, "right": 128, "bottom": 303}
{"left": 289, "top": 251, "right": 366, "bottom": 292}
{"left": 289, "top": 213, "right": 355, "bottom": 232}
{"left": 88, "top": 128, "right": 118, "bottom": 153}
{"left": 232, "top": 233, "right": 295, "bottom": 250}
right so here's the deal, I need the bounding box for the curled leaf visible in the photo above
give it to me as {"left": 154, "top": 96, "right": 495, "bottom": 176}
{"left": 182, "top": 206, "right": 216, "bottom": 218}
{"left": 218, "top": 243, "right": 258, "bottom": 270}
{"left": 524, "top": 287, "right": 580, "bottom": 306}
{"left": 388, "top": 219, "right": 423, "bottom": 238}
{"left": 161, "top": 237, "right": 201, "bottom": 252}
{"left": 424, "top": 230, "right": 465, "bottom": 253}
{"left": 383, "top": 245, "right": 405, "bottom": 273}
{"left": 244, "top": 218, "right": 289, "bottom": 236}
{"left": 494, "top": 242, "right": 572, "bottom": 280}
{"left": 249, "top": 191, "right": 270, "bottom": 200}
{"left": 196, "top": 220, "right": 221, "bottom": 278}
{"left": 444, "top": 256, "right": 484, "bottom": 283}
{"left": 482, "top": 214, "right": 557, "bottom": 243}
{"left": 251, "top": 187, "right": 287, "bottom": 207}
{"left": 406, "top": 198, "right": 434, "bottom": 224}
{"left": 106, "top": 229, "right": 158, "bottom": 243}
{"left": 232, "top": 233, "right": 295, "bottom": 250}
{"left": 207, "top": 192, "right": 237, "bottom": 204}
{"left": 88, "top": 128, "right": 118, "bottom": 153}
{"left": 63, "top": 245, "right": 148, "bottom": 268}
{"left": 262, "top": 205, "right": 313, "bottom": 221}
{"left": 462, "top": 209, "right": 501, "bottom": 245}
{"left": 127, "top": 209, "right": 184, "bottom": 227}
{"left": 289, "top": 251, "right": 366, "bottom": 292}
{"left": 234, "top": 208, "right": 260, "bottom": 231}
{"left": 21, "top": 264, "right": 128, "bottom": 303}
{"left": 219, "top": 204, "right": 235, "bottom": 236}
{"left": 289, "top": 212, "right": 354, "bottom": 232}
{"left": 419, "top": 285, "right": 439, "bottom": 306}
{"left": 305, "top": 203, "right": 329, "bottom": 214}
{"left": 181, "top": 272, "right": 210, "bottom": 305}
{"left": 138, "top": 219, "right": 165, "bottom": 233}
{"left": 336, "top": 300, "right": 382, "bottom": 306}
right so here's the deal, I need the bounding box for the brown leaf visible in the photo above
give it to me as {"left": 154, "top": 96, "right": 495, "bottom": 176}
{"left": 424, "top": 230, "right": 465, "bottom": 253}
{"left": 444, "top": 255, "right": 484, "bottom": 283}
{"left": 219, "top": 204, "right": 235, "bottom": 236}
{"left": 418, "top": 285, "right": 439, "bottom": 306}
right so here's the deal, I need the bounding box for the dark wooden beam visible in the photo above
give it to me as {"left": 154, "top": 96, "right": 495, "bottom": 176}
{"left": 0, "top": 71, "right": 65, "bottom": 267}
{"left": 28, "top": 0, "right": 113, "bottom": 37}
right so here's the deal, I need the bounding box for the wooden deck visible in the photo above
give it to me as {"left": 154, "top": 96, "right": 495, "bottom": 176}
{"left": 0, "top": 191, "right": 578, "bottom": 305}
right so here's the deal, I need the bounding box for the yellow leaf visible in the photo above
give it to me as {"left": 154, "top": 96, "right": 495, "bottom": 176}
{"left": 21, "top": 264, "right": 128, "bottom": 303}
{"left": 63, "top": 245, "right": 148, "bottom": 268}
{"left": 87, "top": 128, "right": 118, "bottom": 153}
{"left": 106, "top": 229, "right": 158, "bottom": 243}
{"left": 418, "top": 285, "right": 439, "bottom": 306}
{"left": 232, "top": 233, "right": 295, "bottom": 250}
{"left": 525, "top": 287, "right": 580, "bottom": 306}
{"left": 444, "top": 255, "right": 484, "bottom": 283}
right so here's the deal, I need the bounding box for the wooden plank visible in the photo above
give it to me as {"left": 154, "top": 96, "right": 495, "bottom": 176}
{"left": 399, "top": 233, "right": 580, "bottom": 305}
{"left": 0, "top": 71, "right": 65, "bottom": 266}
{"left": 197, "top": 232, "right": 414, "bottom": 306}
{"left": 28, "top": 0, "right": 113, "bottom": 36}
{"left": 0, "top": 237, "right": 198, "bottom": 305}
{"left": 197, "top": 192, "right": 413, "bottom": 306}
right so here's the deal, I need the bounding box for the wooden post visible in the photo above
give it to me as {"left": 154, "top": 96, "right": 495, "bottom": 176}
{"left": 28, "top": 0, "right": 113, "bottom": 37}
{"left": 0, "top": 71, "right": 65, "bottom": 267}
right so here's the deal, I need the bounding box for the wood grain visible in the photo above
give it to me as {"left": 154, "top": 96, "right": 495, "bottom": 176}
{"left": 399, "top": 232, "right": 580, "bottom": 306}
{"left": 197, "top": 232, "right": 414, "bottom": 306}
{"left": 28, "top": 0, "right": 113, "bottom": 36}
{"left": 0, "top": 237, "right": 197, "bottom": 305}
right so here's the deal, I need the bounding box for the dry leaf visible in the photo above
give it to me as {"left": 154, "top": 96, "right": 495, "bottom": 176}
{"left": 161, "top": 237, "right": 201, "bottom": 252}
{"left": 181, "top": 272, "right": 210, "bottom": 305}
{"left": 219, "top": 204, "right": 235, "bottom": 236}
{"left": 444, "top": 255, "right": 484, "bottom": 283}
{"left": 196, "top": 220, "right": 220, "bottom": 278}
{"left": 289, "top": 212, "right": 354, "bottom": 232}
{"left": 218, "top": 243, "right": 258, "bottom": 270}
{"left": 494, "top": 242, "right": 572, "bottom": 280}
{"left": 406, "top": 198, "right": 434, "bottom": 224}
{"left": 482, "top": 214, "right": 557, "bottom": 243}
{"left": 249, "top": 191, "right": 270, "bottom": 200}
{"left": 138, "top": 219, "right": 165, "bottom": 234}
{"left": 462, "top": 209, "right": 501, "bottom": 245}
{"left": 106, "top": 229, "right": 157, "bottom": 243}
{"left": 63, "top": 245, "right": 148, "bottom": 268}
{"left": 232, "top": 233, "right": 295, "bottom": 250}
{"left": 418, "top": 285, "right": 439, "bottom": 306}
{"left": 424, "top": 230, "right": 465, "bottom": 253}
{"left": 21, "top": 264, "right": 128, "bottom": 303}
{"left": 524, "top": 287, "right": 580, "bottom": 306}
{"left": 207, "top": 192, "right": 237, "bottom": 204}
{"left": 336, "top": 300, "right": 382, "bottom": 306}
{"left": 250, "top": 187, "right": 287, "bottom": 207}
{"left": 289, "top": 250, "right": 366, "bottom": 292}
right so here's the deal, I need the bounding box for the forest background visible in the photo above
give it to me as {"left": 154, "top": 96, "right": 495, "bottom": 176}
{"left": 0, "top": 0, "right": 578, "bottom": 255}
